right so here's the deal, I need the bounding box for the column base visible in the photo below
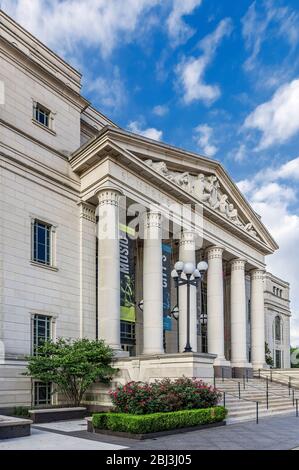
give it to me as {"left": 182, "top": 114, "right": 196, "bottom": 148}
{"left": 232, "top": 365, "right": 253, "bottom": 379}
{"left": 213, "top": 360, "right": 232, "bottom": 379}
{"left": 114, "top": 349, "right": 130, "bottom": 358}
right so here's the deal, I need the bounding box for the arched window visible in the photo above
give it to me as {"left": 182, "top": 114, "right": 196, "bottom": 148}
{"left": 275, "top": 316, "right": 282, "bottom": 341}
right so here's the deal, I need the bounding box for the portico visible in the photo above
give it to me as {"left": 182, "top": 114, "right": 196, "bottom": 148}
{"left": 70, "top": 126, "right": 277, "bottom": 379}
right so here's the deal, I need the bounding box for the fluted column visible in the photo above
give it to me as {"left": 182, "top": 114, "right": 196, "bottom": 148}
{"left": 97, "top": 187, "right": 122, "bottom": 352}
{"left": 207, "top": 247, "right": 230, "bottom": 369}
{"left": 251, "top": 269, "right": 266, "bottom": 369}
{"left": 143, "top": 210, "right": 164, "bottom": 355}
{"left": 230, "top": 259, "right": 251, "bottom": 375}
{"left": 179, "top": 231, "right": 197, "bottom": 352}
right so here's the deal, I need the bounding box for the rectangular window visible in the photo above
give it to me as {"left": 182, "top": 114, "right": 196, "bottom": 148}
{"left": 32, "top": 314, "right": 52, "bottom": 355}
{"left": 34, "top": 381, "right": 52, "bottom": 406}
{"left": 34, "top": 103, "right": 50, "bottom": 128}
{"left": 32, "top": 220, "right": 52, "bottom": 265}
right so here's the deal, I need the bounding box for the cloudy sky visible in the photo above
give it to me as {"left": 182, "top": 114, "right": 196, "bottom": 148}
{"left": 3, "top": 0, "right": 299, "bottom": 345}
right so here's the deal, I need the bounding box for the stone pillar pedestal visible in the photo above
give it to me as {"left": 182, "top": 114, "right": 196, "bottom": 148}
{"left": 251, "top": 269, "right": 266, "bottom": 369}
{"left": 143, "top": 211, "right": 164, "bottom": 355}
{"left": 96, "top": 187, "right": 123, "bottom": 353}
{"left": 179, "top": 231, "right": 197, "bottom": 353}
{"left": 207, "top": 246, "right": 231, "bottom": 377}
{"left": 230, "top": 259, "right": 252, "bottom": 378}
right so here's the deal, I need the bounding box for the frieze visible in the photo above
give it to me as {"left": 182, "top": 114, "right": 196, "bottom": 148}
{"left": 145, "top": 159, "right": 260, "bottom": 240}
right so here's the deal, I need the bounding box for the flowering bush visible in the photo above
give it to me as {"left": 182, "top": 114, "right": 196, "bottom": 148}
{"left": 109, "top": 377, "right": 222, "bottom": 415}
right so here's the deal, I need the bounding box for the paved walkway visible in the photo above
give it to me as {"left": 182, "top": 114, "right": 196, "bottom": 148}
{"left": 0, "top": 414, "right": 299, "bottom": 450}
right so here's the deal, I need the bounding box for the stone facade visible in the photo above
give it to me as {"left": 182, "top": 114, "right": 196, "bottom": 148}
{"left": 0, "top": 11, "right": 292, "bottom": 411}
{"left": 264, "top": 273, "right": 291, "bottom": 369}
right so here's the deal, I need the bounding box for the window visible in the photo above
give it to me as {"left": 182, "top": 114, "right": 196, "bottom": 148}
{"left": 34, "top": 381, "right": 52, "bottom": 406}
{"left": 32, "top": 220, "right": 52, "bottom": 266}
{"left": 32, "top": 314, "right": 52, "bottom": 355}
{"left": 121, "top": 321, "right": 136, "bottom": 356}
{"left": 275, "top": 316, "right": 282, "bottom": 341}
{"left": 33, "top": 102, "right": 50, "bottom": 128}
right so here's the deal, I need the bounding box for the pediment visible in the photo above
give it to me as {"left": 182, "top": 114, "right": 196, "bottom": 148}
{"left": 70, "top": 127, "right": 278, "bottom": 254}
{"left": 143, "top": 159, "right": 270, "bottom": 247}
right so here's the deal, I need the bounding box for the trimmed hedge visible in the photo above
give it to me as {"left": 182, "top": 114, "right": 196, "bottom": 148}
{"left": 92, "top": 406, "right": 227, "bottom": 434}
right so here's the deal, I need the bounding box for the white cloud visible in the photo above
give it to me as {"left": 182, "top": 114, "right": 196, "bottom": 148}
{"left": 232, "top": 144, "right": 247, "bottom": 162}
{"left": 2, "top": 0, "right": 161, "bottom": 57}
{"left": 152, "top": 104, "right": 169, "bottom": 116}
{"left": 85, "top": 68, "right": 126, "bottom": 112}
{"left": 194, "top": 124, "right": 218, "bottom": 156}
{"left": 127, "top": 121, "right": 163, "bottom": 141}
{"left": 238, "top": 157, "right": 299, "bottom": 346}
{"left": 242, "top": 0, "right": 299, "bottom": 72}
{"left": 176, "top": 18, "right": 233, "bottom": 105}
{"left": 244, "top": 79, "right": 299, "bottom": 150}
{"left": 167, "top": 0, "right": 202, "bottom": 46}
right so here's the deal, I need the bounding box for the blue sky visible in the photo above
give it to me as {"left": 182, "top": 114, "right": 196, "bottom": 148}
{"left": 3, "top": 0, "right": 299, "bottom": 345}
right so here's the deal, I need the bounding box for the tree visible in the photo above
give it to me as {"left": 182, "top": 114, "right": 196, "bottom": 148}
{"left": 290, "top": 347, "right": 299, "bottom": 368}
{"left": 265, "top": 342, "right": 274, "bottom": 367}
{"left": 25, "top": 338, "right": 117, "bottom": 407}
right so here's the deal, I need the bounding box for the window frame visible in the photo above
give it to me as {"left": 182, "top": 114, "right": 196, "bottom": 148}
{"left": 31, "top": 313, "right": 54, "bottom": 356}
{"left": 33, "top": 381, "right": 52, "bottom": 407}
{"left": 31, "top": 218, "right": 57, "bottom": 269}
{"left": 33, "top": 102, "right": 51, "bottom": 128}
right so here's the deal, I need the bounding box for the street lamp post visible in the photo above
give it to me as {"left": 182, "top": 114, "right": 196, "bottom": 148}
{"left": 171, "top": 260, "right": 208, "bottom": 353}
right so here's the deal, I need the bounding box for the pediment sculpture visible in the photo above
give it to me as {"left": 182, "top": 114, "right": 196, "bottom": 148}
{"left": 145, "top": 159, "right": 259, "bottom": 239}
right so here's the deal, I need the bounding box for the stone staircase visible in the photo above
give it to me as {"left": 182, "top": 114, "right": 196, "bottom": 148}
{"left": 215, "top": 376, "right": 299, "bottom": 423}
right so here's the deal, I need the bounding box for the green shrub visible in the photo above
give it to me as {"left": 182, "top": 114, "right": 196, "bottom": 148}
{"left": 109, "top": 377, "right": 222, "bottom": 414}
{"left": 13, "top": 406, "right": 30, "bottom": 418}
{"left": 92, "top": 406, "right": 226, "bottom": 434}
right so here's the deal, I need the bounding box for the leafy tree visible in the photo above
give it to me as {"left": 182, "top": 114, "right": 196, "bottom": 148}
{"left": 25, "top": 338, "right": 117, "bottom": 407}
{"left": 290, "top": 347, "right": 299, "bottom": 368}
{"left": 265, "top": 342, "right": 274, "bottom": 367}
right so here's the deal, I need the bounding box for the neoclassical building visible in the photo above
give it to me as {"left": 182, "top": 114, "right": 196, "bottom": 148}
{"left": 0, "top": 11, "right": 291, "bottom": 410}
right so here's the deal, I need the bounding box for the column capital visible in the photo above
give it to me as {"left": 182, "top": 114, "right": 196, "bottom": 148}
{"left": 78, "top": 201, "right": 96, "bottom": 223}
{"left": 95, "top": 186, "right": 123, "bottom": 207}
{"left": 251, "top": 268, "right": 265, "bottom": 280}
{"left": 145, "top": 210, "right": 162, "bottom": 229}
{"left": 179, "top": 230, "right": 196, "bottom": 249}
{"left": 230, "top": 258, "right": 246, "bottom": 271}
{"left": 206, "top": 246, "right": 224, "bottom": 260}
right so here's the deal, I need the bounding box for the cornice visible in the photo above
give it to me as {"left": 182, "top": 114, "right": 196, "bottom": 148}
{"left": 0, "top": 39, "right": 89, "bottom": 111}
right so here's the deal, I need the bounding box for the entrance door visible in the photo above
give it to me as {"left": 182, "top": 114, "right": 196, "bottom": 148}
{"left": 275, "top": 350, "right": 282, "bottom": 368}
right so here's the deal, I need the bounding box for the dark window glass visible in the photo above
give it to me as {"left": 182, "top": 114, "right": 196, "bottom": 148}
{"left": 34, "top": 104, "right": 50, "bottom": 128}
{"left": 275, "top": 316, "right": 281, "bottom": 341}
{"left": 33, "top": 314, "right": 51, "bottom": 355}
{"left": 34, "top": 382, "right": 51, "bottom": 406}
{"left": 33, "top": 220, "right": 51, "bottom": 265}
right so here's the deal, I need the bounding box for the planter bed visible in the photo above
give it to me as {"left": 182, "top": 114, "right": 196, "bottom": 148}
{"left": 0, "top": 415, "right": 33, "bottom": 439}
{"left": 29, "top": 406, "right": 87, "bottom": 424}
{"left": 88, "top": 406, "right": 226, "bottom": 440}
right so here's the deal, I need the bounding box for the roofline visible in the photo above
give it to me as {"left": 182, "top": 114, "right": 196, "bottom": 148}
{"left": 0, "top": 9, "right": 82, "bottom": 78}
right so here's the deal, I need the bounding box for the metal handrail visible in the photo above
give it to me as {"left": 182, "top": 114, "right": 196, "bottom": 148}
{"left": 256, "top": 369, "right": 299, "bottom": 386}
{"left": 215, "top": 376, "right": 298, "bottom": 414}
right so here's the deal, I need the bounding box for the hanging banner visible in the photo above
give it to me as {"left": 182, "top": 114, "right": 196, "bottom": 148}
{"left": 162, "top": 243, "right": 172, "bottom": 331}
{"left": 119, "top": 224, "right": 136, "bottom": 323}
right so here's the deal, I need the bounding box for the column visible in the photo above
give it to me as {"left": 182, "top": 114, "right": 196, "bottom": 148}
{"left": 97, "top": 187, "right": 122, "bottom": 352}
{"left": 143, "top": 210, "right": 164, "bottom": 355}
{"left": 230, "top": 259, "right": 251, "bottom": 376}
{"left": 179, "top": 231, "right": 197, "bottom": 353}
{"left": 251, "top": 269, "right": 266, "bottom": 369}
{"left": 207, "top": 246, "right": 230, "bottom": 371}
